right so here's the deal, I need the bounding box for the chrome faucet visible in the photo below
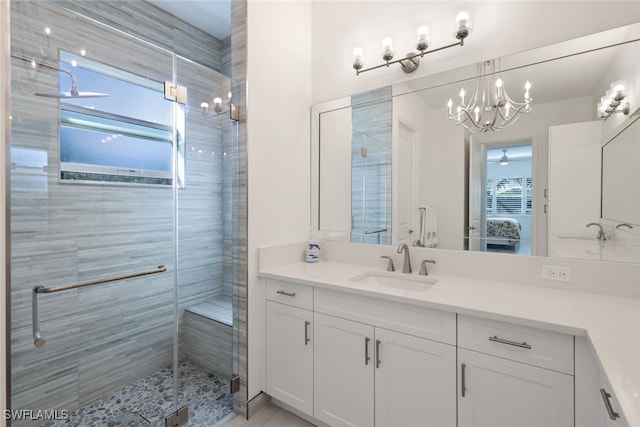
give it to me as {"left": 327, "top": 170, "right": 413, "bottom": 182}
{"left": 586, "top": 222, "right": 606, "bottom": 241}
{"left": 397, "top": 243, "right": 412, "bottom": 273}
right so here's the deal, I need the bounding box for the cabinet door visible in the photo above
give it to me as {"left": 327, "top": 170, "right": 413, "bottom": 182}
{"left": 458, "top": 348, "right": 573, "bottom": 427}
{"left": 314, "top": 312, "right": 375, "bottom": 427}
{"left": 600, "top": 372, "right": 629, "bottom": 427}
{"left": 375, "top": 328, "right": 457, "bottom": 427}
{"left": 266, "top": 301, "right": 313, "bottom": 415}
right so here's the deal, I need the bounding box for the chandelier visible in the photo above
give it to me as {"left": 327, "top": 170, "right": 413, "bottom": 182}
{"left": 447, "top": 60, "right": 532, "bottom": 133}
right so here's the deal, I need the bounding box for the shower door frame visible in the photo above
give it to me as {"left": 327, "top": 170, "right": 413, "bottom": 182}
{"left": 2, "top": 0, "right": 249, "bottom": 422}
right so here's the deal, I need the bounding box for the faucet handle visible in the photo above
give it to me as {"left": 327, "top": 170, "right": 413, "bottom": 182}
{"left": 419, "top": 259, "right": 436, "bottom": 276}
{"left": 616, "top": 223, "right": 633, "bottom": 230}
{"left": 380, "top": 256, "right": 395, "bottom": 272}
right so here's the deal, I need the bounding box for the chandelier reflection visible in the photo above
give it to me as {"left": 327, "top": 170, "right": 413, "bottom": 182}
{"left": 447, "top": 60, "right": 532, "bottom": 133}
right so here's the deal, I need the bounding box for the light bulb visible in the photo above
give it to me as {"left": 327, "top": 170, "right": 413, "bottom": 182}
{"left": 381, "top": 37, "right": 394, "bottom": 61}
{"left": 70, "top": 59, "right": 77, "bottom": 67}
{"left": 613, "top": 84, "right": 624, "bottom": 94}
{"left": 80, "top": 49, "right": 86, "bottom": 56}
{"left": 416, "top": 25, "right": 429, "bottom": 51}
{"left": 353, "top": 46, "right": 364, "bottom": 70}
{"left": 459, "top": 88, "right": 466, "bottom": 98}
{"left": 213, "top": 97, "right": 223, "bottom": 113}
{"left": 456, "top": 11, "right": 469, "bottom": 26}
{"left": 228, "top": 91, "right": 232, "bottom": 99}
{"left": 525, "top": 81, "right": 531, "bottom": 90}
{"left": 447, "top": 99, "right": 453, "bottom": 115}
{"left": 44, "top": 27, "right": 51, "bottom": 35}
{"left": 495, "top": 79, "right": 503, "bottom": 88}
{"left": 200, "top": 101, "right": 209, "bottom": 111}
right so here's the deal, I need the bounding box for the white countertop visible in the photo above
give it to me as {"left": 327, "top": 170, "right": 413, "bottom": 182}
{"left": 259, "top": 260, "right": 640, "bottom": 426}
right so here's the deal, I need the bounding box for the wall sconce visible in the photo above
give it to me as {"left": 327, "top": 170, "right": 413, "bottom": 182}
{"left": 352, "top": 11, "right": 470, "bottom": 75}
{"left": 597, "top": 81, "right": 630, "bottom": 120}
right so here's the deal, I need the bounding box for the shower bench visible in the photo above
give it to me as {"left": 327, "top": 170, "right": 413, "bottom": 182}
{"left": 183, "top": 297, "right": 233, "bottom": 380}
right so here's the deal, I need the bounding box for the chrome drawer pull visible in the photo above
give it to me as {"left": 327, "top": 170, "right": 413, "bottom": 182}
{"left": 375, "top": 340, "right": 381, "bottom": 368}
{"left": 600, "top": 388, "right": 620, "bottom": 420}
{"left": 365, "top": 337, "right": 371, "bottom": 365}
{"left": 461, "top": 363, "right": 467, "bottom": 397}
{"left": 304, "top": 321, "right": 310, "bottom": 345}
{"left": 489, "top": 335, "right": 532, "bottom": 349}
{"left": 276, "top": 290, "right": 296, "bottom": 297}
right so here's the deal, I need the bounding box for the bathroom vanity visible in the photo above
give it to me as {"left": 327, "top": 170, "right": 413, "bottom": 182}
{"left": 259, "top": 247, "right": 638, "bottom": 427}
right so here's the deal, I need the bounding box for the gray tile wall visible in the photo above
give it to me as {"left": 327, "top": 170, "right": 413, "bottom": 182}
{"left": 351, "top": 88, "right": 393, "bottom": 244}
{"left": 9, "top": 0, "right": 246, "bottom": 422}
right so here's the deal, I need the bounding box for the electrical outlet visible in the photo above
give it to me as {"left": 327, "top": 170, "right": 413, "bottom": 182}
{"left": 541, "top": 265, "right": 572, "bottom": 282}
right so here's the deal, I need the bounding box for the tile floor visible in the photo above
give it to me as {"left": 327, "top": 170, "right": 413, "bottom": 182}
{"left": 42, "top": 360, "right": 233, "bottom": 427}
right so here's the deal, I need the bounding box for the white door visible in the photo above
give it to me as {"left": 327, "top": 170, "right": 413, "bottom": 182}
{"left": 468, "top": 140, "right": 486, "bottom": 251}
{"left": 314, "top": 313, "right": 375, "bottom": 427}
{"left": 266, "top": 301, "right": 314, "bottom": 415}
{"left": 374, "top": 328, "right": 457, "bottom": 427}
{"left": 393, "top": 122, "right": 415, "bottom": 244}
{"left": 458, "top": 348, "right": 574, "bottom": 427}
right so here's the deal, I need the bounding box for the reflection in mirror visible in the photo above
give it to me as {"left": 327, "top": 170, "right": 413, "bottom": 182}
{"left": 315, "top": 23, "right": 640, "bottom": 263}
{"left": 602, "top": 116, "right": 640, "bottom": 226}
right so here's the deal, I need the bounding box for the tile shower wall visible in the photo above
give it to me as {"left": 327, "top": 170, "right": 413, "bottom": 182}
{"left": 9, "top": 0, "right": 238, "bottom": 420}
{"left": 351, "top": 87, "right": 392, "bottom": 244}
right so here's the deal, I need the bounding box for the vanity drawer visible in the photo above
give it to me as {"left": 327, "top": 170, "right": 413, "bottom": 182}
{"left": 266, "top": 278, "right": 313, "bottom": 310}
{"left": 314, "top": 288, "right": 456, "bottom": 345}
{"left": 458, "top": 314, "right": 574, "bottom": 374}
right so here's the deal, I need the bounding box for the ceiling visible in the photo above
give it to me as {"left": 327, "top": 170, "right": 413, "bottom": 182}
{"left": 148, "top": 0, "right": 231, "bottom": 40}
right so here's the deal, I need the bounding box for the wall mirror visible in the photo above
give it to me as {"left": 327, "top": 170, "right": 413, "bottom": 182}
{"left": 312, "top": 23, "right": 640, "bottom": 263}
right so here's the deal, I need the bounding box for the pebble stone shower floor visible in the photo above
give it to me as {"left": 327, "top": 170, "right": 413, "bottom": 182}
{"left": 42, "top": 360, "right": 234, "bottom": 427}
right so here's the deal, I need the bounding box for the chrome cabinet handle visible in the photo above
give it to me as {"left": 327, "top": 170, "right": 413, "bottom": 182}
{"left": 600, "top": 388, "right": 620, "bottom": 420}
{"left": 489, "top": 335, "right": 532, "bottom": 350}
{"left": 304, "top": 321, "right": 310, "bottom": 345}
{"left": 375, "top": 340, "right": 381, "bottom": 368}
{"left": 461, "top": 363, "right": 467, "bottom": 397}
{"left": 276, "top": 290, "right": 296, "bottom": 297}
{"left": 365, "top": 337, "right": 371, "bottom": 365}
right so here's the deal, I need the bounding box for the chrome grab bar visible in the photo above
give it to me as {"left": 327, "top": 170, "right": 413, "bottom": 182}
{"left": 32, "top": 265, "right": 167, "bottom": 348}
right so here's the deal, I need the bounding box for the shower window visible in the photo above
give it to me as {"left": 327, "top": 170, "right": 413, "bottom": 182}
{"left": 57, "top": 51, "right": 183, "bottom": 185}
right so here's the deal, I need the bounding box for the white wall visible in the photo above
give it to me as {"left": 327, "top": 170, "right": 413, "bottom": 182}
{"left": 246, "top": 0, "right": 312, "bottom": 401}
{"left": 311, "top": 1, "right": 640, "bottom": 104}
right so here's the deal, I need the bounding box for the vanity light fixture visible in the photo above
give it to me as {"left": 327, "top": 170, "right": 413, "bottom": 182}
{"left": 352, "top": 11, "right": 470, "bottom": 75}
{"left": 201, "top": 92, "right": 233, "bottom": 116}
{"left": 597, "top": 81, "right": 630, "bottom": 120}
{"left": 447, "top": 59, "right": 532, "bottom": 133}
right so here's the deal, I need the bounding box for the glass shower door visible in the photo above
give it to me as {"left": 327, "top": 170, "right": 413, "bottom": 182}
{"left": 10, "top": 2, "right": 180, "bottom": 425}
{"left": 173, "top": 55, "right": 236, "bottom": 426}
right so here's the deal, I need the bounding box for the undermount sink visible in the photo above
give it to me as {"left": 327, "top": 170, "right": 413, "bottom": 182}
{"left": 349, "top": 270, "right": 437, "bottom": 290}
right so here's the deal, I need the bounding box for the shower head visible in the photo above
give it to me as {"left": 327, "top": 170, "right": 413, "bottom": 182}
{"left": 33, "top": 64, "right": 110, "bottom": 99}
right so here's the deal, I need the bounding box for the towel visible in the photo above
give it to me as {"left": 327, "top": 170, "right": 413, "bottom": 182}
{"left": 414, "top": 207, "right": 427, "bottom": 247}
{"left": 425, "top": 206, "right": 438, "bottom": 248}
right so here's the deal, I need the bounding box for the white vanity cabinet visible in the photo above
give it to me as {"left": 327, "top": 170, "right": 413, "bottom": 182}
{"left": 575, "top": 337, "right": 630, "bottom": 427}
{"left": 457, "top": 315, "right": 574, "bottom": 427}
{"left": 313, "top": 288, "right": 457, "bottom": 427}
{"left": 313, "top": 312, "right": 375, "bottom": 427}
{"left": 265, "top": 280, "right": 314, "bottom": 415}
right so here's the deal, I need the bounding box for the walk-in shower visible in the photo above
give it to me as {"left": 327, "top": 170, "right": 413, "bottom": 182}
{"left": 7, "top": 1, "right": 245, "bottom": 426}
